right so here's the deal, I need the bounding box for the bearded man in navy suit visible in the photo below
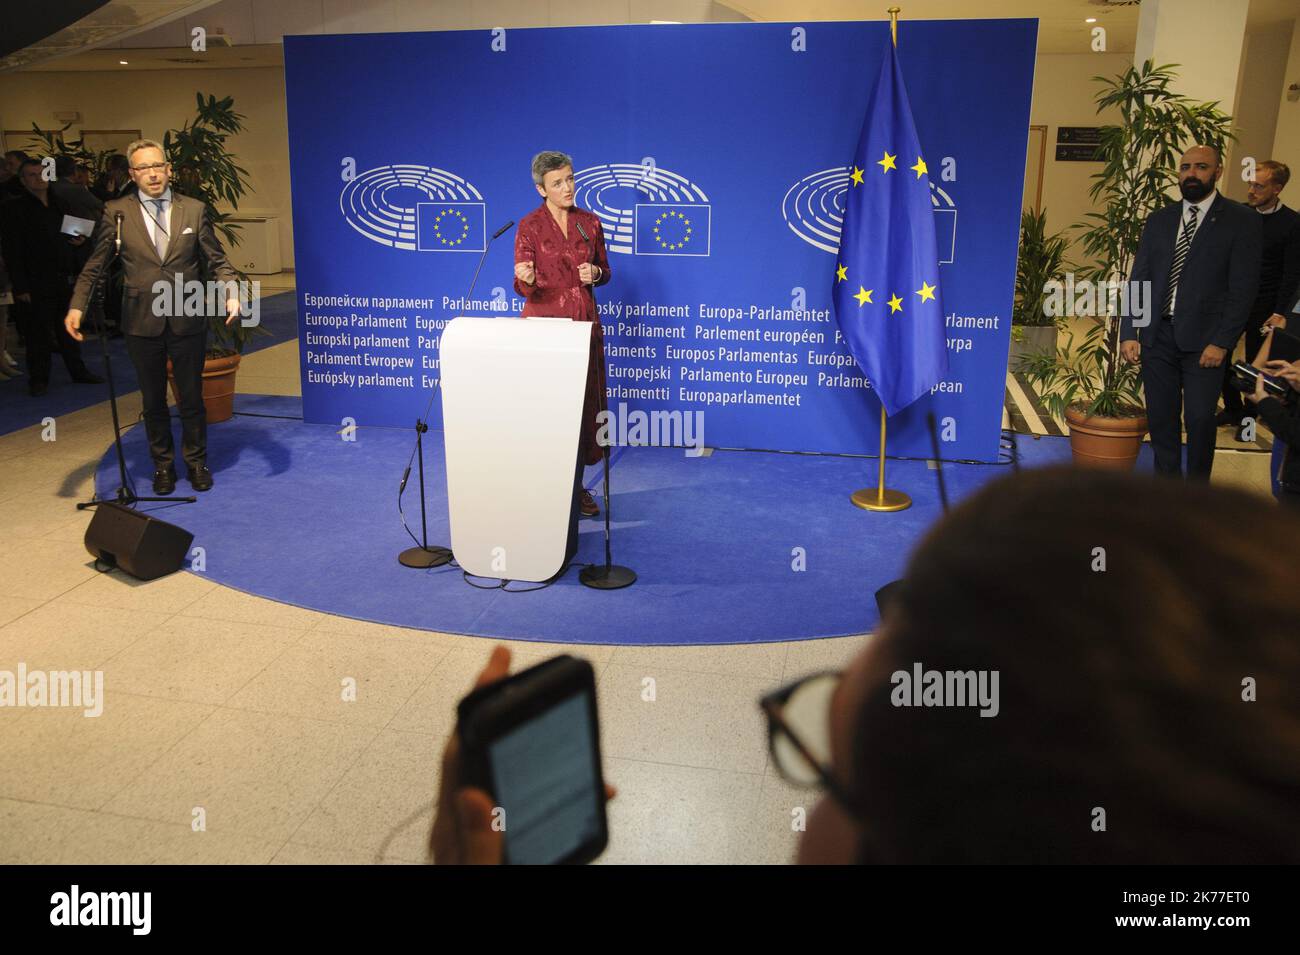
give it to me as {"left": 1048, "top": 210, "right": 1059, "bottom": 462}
{"left": 1121, "top": 145, "right": 1262, "bottom": 480}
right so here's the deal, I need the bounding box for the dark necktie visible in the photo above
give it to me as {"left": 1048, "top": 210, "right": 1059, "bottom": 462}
{"left": 1162, "top": 205, "right": 1199, "bottom": 317}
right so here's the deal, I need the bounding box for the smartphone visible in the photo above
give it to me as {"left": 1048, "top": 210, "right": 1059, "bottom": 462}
{"left": 1265, "top": 324, "right": 1300, "bottom": 363}
{"left": 1232, "top": 360, "right": 1289, "bottom": 398}
{"left": 456, "top": 655, "right": 608, "bottom": 865}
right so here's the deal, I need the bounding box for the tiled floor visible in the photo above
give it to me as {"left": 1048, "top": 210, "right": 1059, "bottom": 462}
{"left": 0, "top": 285, "right": 1276, "bottom": 864}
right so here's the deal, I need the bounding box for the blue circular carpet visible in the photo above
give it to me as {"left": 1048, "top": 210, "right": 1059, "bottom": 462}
{"left": 95, "top": 395, "right": 1082, "bottom": 645}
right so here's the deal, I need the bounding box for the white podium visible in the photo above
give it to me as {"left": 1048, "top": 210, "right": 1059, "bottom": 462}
{"left": 440, "top": 316, "right": 592, "bottom": 582}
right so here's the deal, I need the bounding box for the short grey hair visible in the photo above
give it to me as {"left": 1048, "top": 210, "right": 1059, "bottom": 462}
{"left": 531, "top": 150, "right": 573, "bottom": 185}
{"left": 126, "top": 139, "right": 166, "bottom": 165}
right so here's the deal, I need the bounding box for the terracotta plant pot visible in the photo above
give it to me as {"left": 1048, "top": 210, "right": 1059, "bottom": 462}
{"left": 167, "top": 352, "right": 242, "bottom": 424}
{"left": 1065, "top": 406, "right": 1148, "bottom": 470}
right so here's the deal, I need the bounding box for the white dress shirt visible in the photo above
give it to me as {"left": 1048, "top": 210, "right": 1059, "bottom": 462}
{"left": 1169, "top": 191, "right": 1216, "bottom": 314}
{"left": 137, "top": 188, "right": 174, "bottom": 254}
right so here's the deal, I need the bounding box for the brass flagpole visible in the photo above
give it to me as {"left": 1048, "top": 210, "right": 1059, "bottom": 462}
{"left": 851, "top": 6, "right": 912, "bottom": 513}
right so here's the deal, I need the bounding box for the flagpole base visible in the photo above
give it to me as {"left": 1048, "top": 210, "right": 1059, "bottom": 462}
{"left": 850, "top": 487, "right": 912, "bottom": 512}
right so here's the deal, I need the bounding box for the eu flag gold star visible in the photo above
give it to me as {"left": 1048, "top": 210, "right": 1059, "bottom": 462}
{"left": 877, "top": 152, "right": 897, "bottom": 173}
{"left": 854, "top": 286, "right": 873, "bottom": 307}
{"left": 836, "top": 264, "right": 848, "bottom": 283}
{"left": 850, "top": 166, "right": 864, "bottom": 186}
{"left": 887, "top": 294, "right": 904, "bottom": 314}
{"left": 911, "top": 157, "right": 928, "bottom": 179}
{"left": 916, "top": 281, "right": 936, "bottom": 303}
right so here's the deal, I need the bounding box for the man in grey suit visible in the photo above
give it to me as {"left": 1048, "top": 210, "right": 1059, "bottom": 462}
{"left": 1121, "top": 145, "right": 1263, "bottom": 480}
{"left": 66, "top": 139, "right": 241, "bottom": 494}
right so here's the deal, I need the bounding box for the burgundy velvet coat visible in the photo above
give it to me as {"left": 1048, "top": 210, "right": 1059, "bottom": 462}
{"left": 514, "top": 202, "right": 612, "bottom": 465}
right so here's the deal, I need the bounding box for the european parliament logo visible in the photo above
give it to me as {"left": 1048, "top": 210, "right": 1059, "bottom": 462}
{"left": 573, "top": 163, "right": 711, "bottom": 257}
{"left": 339, "top": 163, "right": 486, "bottom": 252}
{"left": 781, "top": 166, "right": 957, "bottom": 264}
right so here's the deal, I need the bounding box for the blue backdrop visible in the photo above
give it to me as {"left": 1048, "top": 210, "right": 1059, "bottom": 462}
{"left": 284, "top": 19, "right": 1036, "bottom": 461}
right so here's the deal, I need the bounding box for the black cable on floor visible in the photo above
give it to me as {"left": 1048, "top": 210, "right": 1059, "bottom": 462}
{"left": 462, "top": 561, "right": 578, "bottom": 593}
{"left": 231, "top": 411, "right": 304, "bottom": 421}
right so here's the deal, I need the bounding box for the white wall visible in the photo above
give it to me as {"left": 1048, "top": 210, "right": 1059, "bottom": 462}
{"left": 1272, "top": 18, "right": 1300, "bottom": 192}
{"left": 1027, "top": 53, "right": 1131, "bottom": 260}
{"left": 1226, "top": 25, "right": 1293, "bottom": 201}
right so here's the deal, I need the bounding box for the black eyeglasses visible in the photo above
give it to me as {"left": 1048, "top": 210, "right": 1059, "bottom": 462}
{"left": 759, "top": 671, "right": 859, "bottom": 812}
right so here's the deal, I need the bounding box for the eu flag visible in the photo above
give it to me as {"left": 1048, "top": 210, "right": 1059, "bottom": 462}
{"left": 415, "top": 202, "right": 486, "bottom": 252}
{"left": 831, "top": 42, "right": 947, "bottom": 417}
{"left": 635, "top": 203, "right": 711, "bottom": 256}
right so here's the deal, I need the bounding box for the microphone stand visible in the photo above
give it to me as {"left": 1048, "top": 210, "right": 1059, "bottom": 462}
{"left": 574, "top": 222, "right": 636, "bottom": 590}
{"left": 397, "top": 220, "right": 514, "bottom": 567}
{"left": 79, "top": 212, "right": 196, "bottom": 511}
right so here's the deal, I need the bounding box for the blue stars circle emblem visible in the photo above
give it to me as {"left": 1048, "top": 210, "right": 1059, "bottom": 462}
{"left": 652, "top": 209, "right": 693, "bottom": 251}
{"left": 433, "top": 208, "right": 470, "bottom": 247}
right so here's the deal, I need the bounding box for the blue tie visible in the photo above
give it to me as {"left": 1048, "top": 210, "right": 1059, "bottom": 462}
{"left": 150, "top": 199, "right": 168, "bottom": 260}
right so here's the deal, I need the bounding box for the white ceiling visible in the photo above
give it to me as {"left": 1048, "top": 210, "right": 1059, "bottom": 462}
{"left": 0, "top": 0, "right": 225, "bottom": 72}
{"left": 7, "top": 0, "right": 1300, "bottom": 72}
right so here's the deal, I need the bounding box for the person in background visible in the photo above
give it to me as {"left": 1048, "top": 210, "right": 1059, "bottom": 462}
{"left": 50, "top": 156, "right": 103, "bottom": 297}
{"left": 0, "top": 158, "right": 101, "bottom": 396}
{"left": 0, "top": 242, "right": 18, "bottom": 379}
{"left": 1220, "top": 160, "right": 1300, "bottom": 439}
{"left": 1, "top": 151, "right": 29, "bottom": 201}
{"left": 1245, "top": 354, "right": 1300, "bottom": 506}
{"left": 93, "top": 153, "right": 134, "bottom": 203}
{"left": 49, "top": 155, "right": 104, "bottom": 223}
{"left": 431, "top": 468, "right": 1300, "bottom": 864}
{"left": 0, "top": 152, "right": 28, "bottom": 374}
{"left": 91, "top": 154, "right": 133, "bottom": 337}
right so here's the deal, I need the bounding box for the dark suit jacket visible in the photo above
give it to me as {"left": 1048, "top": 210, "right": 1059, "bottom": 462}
{"left": 70, "top": 192, "right": 236, "bottom": 337}
{"left": 0, "top": 189, "right": 83, "bottom": 296}
{"left": 1122, "top": 192, "right": 1262, "bottom": 352}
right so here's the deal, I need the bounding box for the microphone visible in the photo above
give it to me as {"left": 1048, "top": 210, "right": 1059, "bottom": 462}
{"left": 574, "top": 221, "right": 598, "bottom": 293}
{"left": 114, "top": 211, "right": 124, "bottom": 254}
{"left": 926, "top": 412, "right": 950, "bottom": 513}
{"left": 464, "top": 220, "right": 515, "bottom": 305}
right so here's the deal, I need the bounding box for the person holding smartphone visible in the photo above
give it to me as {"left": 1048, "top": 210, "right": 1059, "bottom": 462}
{"left": 1245, "top": 355, "right": 1300, "bottom": 505}
{"left": 432, "top": 469, "right": 1300, "bottom": 864}
{"left": 513, "top": 151, "right": 612, "bottom": 517}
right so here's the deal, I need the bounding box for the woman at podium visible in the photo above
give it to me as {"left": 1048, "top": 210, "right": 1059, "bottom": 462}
{"left": 513, "top": 150, "right": 612, "bottom": 517}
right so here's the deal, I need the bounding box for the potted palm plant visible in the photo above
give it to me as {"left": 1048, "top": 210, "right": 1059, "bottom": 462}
{"left": 164, "top": 93, "right": 264, "bottom": 422}
{"left": 1021, "top": 60, "right": 1234, "bottom": 469}
{"left": 1010, "top": 207, "right": 1070, "bottom": 372}
{"left": 24, "top": 123, "right": 112, "bottom": 181}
